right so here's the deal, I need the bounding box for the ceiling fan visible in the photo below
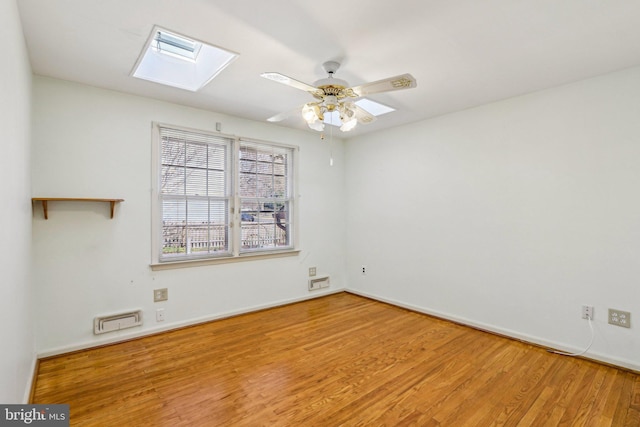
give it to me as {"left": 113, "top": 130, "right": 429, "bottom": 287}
{"left": 261, "top": 61, "right": 417, "bottom": 132}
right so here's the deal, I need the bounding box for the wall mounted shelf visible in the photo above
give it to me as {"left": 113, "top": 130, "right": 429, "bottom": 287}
{"left": 32, "top": 198, "right": 124, "bottom": 219}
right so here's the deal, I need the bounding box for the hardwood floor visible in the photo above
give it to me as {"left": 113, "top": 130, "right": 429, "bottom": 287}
{"left": 32, "top": 293, "right": 640, "bottom": 426}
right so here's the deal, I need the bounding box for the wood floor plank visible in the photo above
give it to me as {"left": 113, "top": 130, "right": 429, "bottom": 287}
{"left": 31, "top": 293, "right": 640, "bottom": 426}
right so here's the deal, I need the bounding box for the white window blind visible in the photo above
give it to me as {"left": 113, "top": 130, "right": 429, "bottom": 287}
{"left": 159, "top": 126, "right": 232, "bottom": 260}
{"left": 153, "top": 124, "right": 297, "bottom": 264}
{"left": 239, "top": 140, "right": 294, "bottom": 253}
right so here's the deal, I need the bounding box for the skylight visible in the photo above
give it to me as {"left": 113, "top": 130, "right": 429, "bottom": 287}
{"left": 152, "top": 31, "right": 202, "bottom": 62}
{"left": 355, "top": 98, "right": 395, "bottom": 116}
{"left": 132, "top": 27, "right": 238, "bottom": 92}
{"left": 323, "top": 98, "right": 395, "bottom": 126}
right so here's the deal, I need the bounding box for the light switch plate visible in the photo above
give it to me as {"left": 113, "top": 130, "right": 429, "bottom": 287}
{"left": 154, "top": 288, "right": 168, "bottom": 302}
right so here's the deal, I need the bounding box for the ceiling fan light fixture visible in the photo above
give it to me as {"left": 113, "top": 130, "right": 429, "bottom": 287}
{"left": 302, "top": 104, "right": 325, "bottom": 131}
{"left": 302, "top": 103, "right": 319, "bottom": 122}
{"left": 340, "top": 116, "right": 357, "bottom": 132}
{"left": 338, "top": 103, "right": 357, "bottom": 132}
{"left": 308, "top": 120, "right": 325, "bottom": 131}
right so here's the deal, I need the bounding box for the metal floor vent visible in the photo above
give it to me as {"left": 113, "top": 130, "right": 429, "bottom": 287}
{"left": 309, "top": 276, "right": 330, "bottom": 291}
{"left": 94, "top": 310, "right": 143, "bottom": 335}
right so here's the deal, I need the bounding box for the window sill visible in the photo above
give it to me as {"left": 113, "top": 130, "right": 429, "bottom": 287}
{"left": 150, "top": 249, "right": 300, "bottom": 271}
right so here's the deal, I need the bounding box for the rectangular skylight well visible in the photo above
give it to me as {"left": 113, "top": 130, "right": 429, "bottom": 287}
{"left": 132, "top": 26, "right": 239, "bottom": 92}
{"left": 355, "top": 98, "right": 395, "bottom": 116}
{"left": 323, "top": 98, "right": 395, "bottom": 127}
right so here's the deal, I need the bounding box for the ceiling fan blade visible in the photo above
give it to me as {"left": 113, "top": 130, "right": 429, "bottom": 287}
{"left": 352, "top": 104, "right": 376, "bottom": 124}
{"left": 266, "top": 111, "right": 292, "bottom": 123}
{"left": 266, "top": 103, "right": 309, "bottom": 122}
{"left": 261, "top": 72, "right": 321, "bottom": 95}
{"left": 347, "top": 73, "right": 417, "bottom": 97}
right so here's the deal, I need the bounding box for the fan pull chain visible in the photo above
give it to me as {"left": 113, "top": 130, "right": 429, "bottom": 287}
{"left": 329, "top": 125, "right": 334, "bottom": 166}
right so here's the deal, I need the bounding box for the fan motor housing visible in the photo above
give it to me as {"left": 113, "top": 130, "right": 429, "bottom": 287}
{"left": 314, "top": 78, "right": 350, "bottom": 101}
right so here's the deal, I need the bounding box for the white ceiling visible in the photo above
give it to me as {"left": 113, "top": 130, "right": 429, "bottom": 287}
{"left": 17, "top": 0, "right": 640, "bottom": 137}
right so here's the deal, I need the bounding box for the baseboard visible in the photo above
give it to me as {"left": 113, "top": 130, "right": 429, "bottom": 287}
{"left": 346, "top": 289, "right": 640, "bottom": 374}
{"left": 24, "top": 355, "right": 39, "bottom": 403}
{"left": 37, "top": 289, "right": 343, "bottom": 359}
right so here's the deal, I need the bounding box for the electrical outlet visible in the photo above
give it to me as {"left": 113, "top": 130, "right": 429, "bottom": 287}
{"left": 582, "top": 305, "right": 594, "bottom": 320}
{"left": 608, "top": 309, "right": 631, "bottom": 328}
{"left": 309, "top": 267, "right": 317, "bottom": 277}
{"left": 154, "top": 288, "right": 168, "bottom": 302}
{"left": 362, "top": 265, "right": 367, "bottom": 275}
{"left": 156, "top": 308, "right": 165, "bottom": 322}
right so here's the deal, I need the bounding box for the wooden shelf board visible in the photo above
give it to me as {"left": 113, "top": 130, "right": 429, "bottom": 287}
{"left": 32, "top": 198, "right": 124, "bottom": 219}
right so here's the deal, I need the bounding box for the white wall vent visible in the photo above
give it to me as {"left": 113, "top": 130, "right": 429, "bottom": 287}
{"left": 94, "top": 310, "right": 143, "bottom": 335}
{"left": 309, "top": 276, "right": 330, "bottom": 291}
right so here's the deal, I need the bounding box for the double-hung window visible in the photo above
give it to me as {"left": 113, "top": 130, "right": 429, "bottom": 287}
{"left": 157, "top": 126, "right": 232, "bottom": 260}
{"left": 238, "top": 140, "right": 293, "bottom": 252}
{"left": 152, "top": 123, "right": 297, "bottom": 265}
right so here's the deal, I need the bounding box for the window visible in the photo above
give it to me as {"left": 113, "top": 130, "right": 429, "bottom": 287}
{"left": 239, "top": 141, "right": 293, "bottom": 252}
{"left": 152, "top": 123, "right": 297, "bottom": 265}
{"left": 158, "top": 126, "right": 232, "bottom": 260}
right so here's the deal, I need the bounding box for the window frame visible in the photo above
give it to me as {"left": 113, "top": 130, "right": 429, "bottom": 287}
{"left": 237, "top": 138, "right": 295, "bottom": 255}
{"left": 150, "top": 122, "right": 299, "bottom": 269}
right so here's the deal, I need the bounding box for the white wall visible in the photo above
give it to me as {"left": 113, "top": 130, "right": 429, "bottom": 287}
{"left": 27, "top": 42, "right": 640, "bottom": 374}
{"left": 32, "top": 77, "right": 346, "bottom": 355}
{"left": 345, "top": 66, "right": 640, "bottom": 370}
{"left": 0, "top": 0, "right": 35, "bottom": 403}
